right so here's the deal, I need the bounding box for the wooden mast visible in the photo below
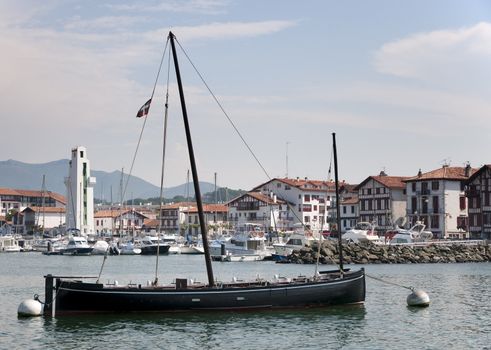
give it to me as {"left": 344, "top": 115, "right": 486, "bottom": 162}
{"left": 169, "top": 32, "right": 215, "bottom": 286}
{"left": 332, "top": 133, "right": 344, "bottom": 272}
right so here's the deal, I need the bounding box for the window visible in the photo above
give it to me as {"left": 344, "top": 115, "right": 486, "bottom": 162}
{"left": 304, "top": 216, "right": 310, "bottom": 223}
{"left": 351, "top": 206, "right": 355, "bottom": 213}
{"left": 460, "top": 197, "right": 466, "bottom": 210}
{"left": 431, "top": 215, "right": 439, "bottom": 229}
{"left": 304, "top": 195, "right": 310, "bottom": 202}
{"left": 376, "top": 188, "right": 380, "bottom": 194}
{"left": 277, "top": 183, "right": 281, "bottom": 188}
{"left": 412, "top": 183, "right": 416, "bottom": 192}
{"left": 432, "top": 181, "right": 439, "bottom": 191}
{"left": 343, "top": 206, "right": 346, "bottom": 214}
{"left": 411, "top": 197, "right": 418, "bottom": 214}
{"left": 433, "top": 196, "right": 439, "bottom": 213}
{"left": 367, "top": 188, "right": 372, "bottom": 195}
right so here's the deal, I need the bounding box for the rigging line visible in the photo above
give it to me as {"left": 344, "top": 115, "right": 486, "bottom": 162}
{"left": 155, "top": 46, "right": 172, "bottom": 285}
{"left": 174, "top": 38, "right": 311, "bottom": 231}
{"left": 366, "top": 274, "right": 413, "bottom": 291}
{"left": 174, "top": 38, "right": 271, "bottom": 180}
{"left": 122, "top": 37, "right": 170, "bottom": 203}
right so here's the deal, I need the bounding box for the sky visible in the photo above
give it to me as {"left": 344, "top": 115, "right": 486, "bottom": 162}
{"left": 1, "top": 0, "right": 491, "bottom": 191}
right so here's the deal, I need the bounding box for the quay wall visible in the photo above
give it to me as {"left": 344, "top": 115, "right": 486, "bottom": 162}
{"left": 287, "top": 240, "right": 491, "bottom": 264}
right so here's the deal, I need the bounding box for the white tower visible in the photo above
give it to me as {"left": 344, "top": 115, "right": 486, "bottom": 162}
{"left": 65, "top": 146, "right": 96, "bottom": 236}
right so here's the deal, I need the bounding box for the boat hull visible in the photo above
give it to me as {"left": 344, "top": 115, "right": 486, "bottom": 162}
{"left": 49, "top": 269, "right": 365, "bottom": 315}
{"left": 140, "top": 245, "right": 170, "bottom": 255}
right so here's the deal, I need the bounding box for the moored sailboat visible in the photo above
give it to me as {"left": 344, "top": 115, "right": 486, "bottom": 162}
{"left": 39, "top": 32, "right": 365, "bottom": 316}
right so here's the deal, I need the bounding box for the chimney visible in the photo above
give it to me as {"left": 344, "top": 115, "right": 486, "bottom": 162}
{"left": 379, "top": 170, "right": 387, "bottom": 176}
{"left": 417, "top": 169, "right": 422, "bottom": 177}
{"left": 465, "top": 162, "right": 471, "bottom": 177}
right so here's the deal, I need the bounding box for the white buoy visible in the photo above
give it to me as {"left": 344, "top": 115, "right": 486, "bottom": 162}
{"left": 18, "top": 299, "right": 44, "bottom": 317}
{"left": 407, "top": 289, "right": 430, "bottom": 307}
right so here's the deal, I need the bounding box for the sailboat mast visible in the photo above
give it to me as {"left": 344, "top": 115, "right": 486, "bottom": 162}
{"left": 332, "top": 133, "right": 344, "bottom": 272}
{"left": 169, "top": 32, "right": 215, "bottom": 287}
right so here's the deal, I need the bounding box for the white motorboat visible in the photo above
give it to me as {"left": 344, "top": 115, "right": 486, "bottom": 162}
{"left": 342, "top": 222, "right": 383, "bottom": 244}
{"left": 119, "top": 241, "right": 141, "bottom": 255}
{"left": 91, "top": 240, "right": 109, "bottom": 255}
{"left": 273, "top": 233, "right": 313, "bottom": 256}
{"left": 0, "top": 236, "right": 22, "bottom": 252}
{"left": 209, "top": 223, "right": 271, "bottom": 259}
{"left": 62, "top": 236, "right": 93, "bottom": 255}
{"left": 387, "top": 222, "right": 433, "bottom": 244}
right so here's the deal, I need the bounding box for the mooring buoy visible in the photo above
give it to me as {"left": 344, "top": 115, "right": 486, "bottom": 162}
{"left": 407, "top": 289, "right": 430, "bottom": 307}
{"left": 18, "top": 299, "right": 44, "bottom": 317}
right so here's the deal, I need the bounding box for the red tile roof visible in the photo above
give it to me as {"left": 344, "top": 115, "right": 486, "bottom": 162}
{"left": 404, "top": 166, "right": 478, "bottom": 182}
{"left": 23, "top": 206, "right": 66, "bottom": 214}
{"left": 184, "top": 204, "right": 228, "bottom": 213}
{"left": 355, "top": 176, "right": 409, "bottom": 190}
{"left": 0, "top": 188, "right": 66, "bottom": 204}
{"left": 253, "top": 178, "right": 348, "bottom": 193}
{"left": 94, "top": 209, "right": 148, "bottom": 218}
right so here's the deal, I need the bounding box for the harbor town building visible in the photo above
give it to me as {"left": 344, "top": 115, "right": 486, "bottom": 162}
{"left": 465, "top": 164, "right": 491, "bottom": 239}
{"left": 404, "top": 164, "right": 475, "bottom": 239}
{"left": 355, "top": 172, "right": 408, "bottom": 233}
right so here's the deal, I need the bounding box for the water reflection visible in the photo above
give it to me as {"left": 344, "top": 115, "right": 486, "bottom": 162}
{"left": 38, "top": 305, "right": 366, "bottom": 350}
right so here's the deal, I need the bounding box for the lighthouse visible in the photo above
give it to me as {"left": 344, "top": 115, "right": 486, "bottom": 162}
{"left": 65, "top": 146, "right": 96, "bottom": 236}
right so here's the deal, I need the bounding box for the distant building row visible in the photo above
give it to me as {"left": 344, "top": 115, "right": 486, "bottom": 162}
{"left": 2, "top": 163, "right": 491, "bottom": 240}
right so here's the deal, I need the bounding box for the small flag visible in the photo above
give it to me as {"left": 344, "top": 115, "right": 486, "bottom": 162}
{"left": 136, "top": 98, "right": 152, "bottom": 118}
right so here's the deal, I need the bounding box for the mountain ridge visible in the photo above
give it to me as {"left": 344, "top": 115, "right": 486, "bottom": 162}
{"left": 0, "top": 159, "right": 227, "bottom": 200}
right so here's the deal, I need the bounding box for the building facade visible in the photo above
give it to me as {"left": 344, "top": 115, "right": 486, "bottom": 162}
{"left": 94, "top": 209, "right": 148, "bottom": 236}
{"left": 466, "top": 164, "right": 491, "bottom": 239}
{"left": 253, "top": 178, "right": 341, "bottom": 231}
{"left": 227, "top": 192, "right": 286, "bottom": 230}
{"left": 184, "top": 204, "right": 228, "bottom": 237}
{"left": 355, "top": 173, "right": 408, "bottom": 233}
{"left": 339, "top": 196, "right": 359, "bottom": 233}
{"left": 405, "top": 165, "right": 475, "bottom": 239}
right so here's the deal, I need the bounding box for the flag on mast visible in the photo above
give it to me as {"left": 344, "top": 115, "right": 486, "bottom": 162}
{"left": 136, "top": 98, "right": 152, "bottom": 118}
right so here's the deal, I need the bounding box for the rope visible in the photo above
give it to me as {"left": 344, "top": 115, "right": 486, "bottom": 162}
{"left": 174, "top": 38, "right": 271, "bottom": 180}
{"left": 366, "top": 273, "right": 414, "bottom": 291}
{"left": 154, "top": 51, "right": 172, "bottom": 286}
{"left": 122, "top": 37, "right": 170, "bottom": 203}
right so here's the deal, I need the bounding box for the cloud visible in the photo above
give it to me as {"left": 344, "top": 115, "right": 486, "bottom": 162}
{"left": 108, "top": 0, "right": 229, "bottom": 15}
{"left": 374, "top": 22, "right": 491, "bottom": 84}
{"left": 143, "top": 20, "right": 298, "bottom": 43}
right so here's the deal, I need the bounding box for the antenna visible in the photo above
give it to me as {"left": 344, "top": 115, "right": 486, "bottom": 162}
{"left": 285, "top": 141, "right": 290, "bottom": 178}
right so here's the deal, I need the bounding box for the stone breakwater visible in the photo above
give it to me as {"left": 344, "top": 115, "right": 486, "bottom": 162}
{"left": 287, "top": 241, "right": 491, "bottom": 264}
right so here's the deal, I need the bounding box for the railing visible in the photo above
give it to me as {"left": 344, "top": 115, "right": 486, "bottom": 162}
{"left": 390, "top": 239, "right": 486, "bottom": 247}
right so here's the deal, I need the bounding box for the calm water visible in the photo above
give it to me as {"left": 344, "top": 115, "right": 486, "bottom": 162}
{"left": 1, "top": 253, "right": 490, "bottom": 349}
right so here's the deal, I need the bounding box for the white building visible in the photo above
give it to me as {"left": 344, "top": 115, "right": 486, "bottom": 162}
{"left": 404, "top": 165, "right": 475, "bottom": 239}
{"left": 21, "top": 206, "right": 66, "bottom": 233}
{"left": 184, "top": 204, "right": 228, "bottom": 237}
{"left": 253, "top": 177, "right": 351, "bottom": 232}
{"left": 94, "top": 209, "right": 148, "bottom": 236}
{"left": 65, "top": 146, "right": 96, "bottom": 236}
{"left": 227, "top": 192, "right": 286, "bottom": 230}
{"left": 340, "top": 196, "right": 359, "bottom": 233}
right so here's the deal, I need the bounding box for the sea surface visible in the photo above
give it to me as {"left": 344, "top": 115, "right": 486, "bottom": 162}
{"left": 1, "top": 252, "right": 490, "bottom": 349}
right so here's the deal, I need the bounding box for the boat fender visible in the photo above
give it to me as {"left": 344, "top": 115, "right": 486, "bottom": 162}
{"left": 407, "top": 289, "right": 430, "bottom": 307}
{"left": 18, "top": 298, "right": 44, "bottom": 317}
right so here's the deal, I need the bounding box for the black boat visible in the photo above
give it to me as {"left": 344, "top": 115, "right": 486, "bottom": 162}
{"left": 41, "top": 32, "right": 365, "bottom": 316}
